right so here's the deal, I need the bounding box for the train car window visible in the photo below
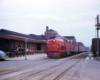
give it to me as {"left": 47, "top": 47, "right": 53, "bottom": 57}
{"left": 67, "top": 39, "right": 69, "bottom": 42}
{"left": 64, "top": 38, "right": 67, "bottom": 42}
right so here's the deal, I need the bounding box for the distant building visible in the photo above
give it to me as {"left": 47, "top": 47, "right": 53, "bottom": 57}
{"left": 85, "top": 47, "right": 90, "bottom": 51}
{"left": 44, "top": 26, "right": 59, "bottom": 39}
{"left": 77, "top": 42, "right": 84, "bottom": 46}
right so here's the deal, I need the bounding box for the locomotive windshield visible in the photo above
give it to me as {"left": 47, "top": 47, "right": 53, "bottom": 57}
{"left": 49, "top": 36, "right": 55, "bottom": 39}
{"left": 49, "top": 36, "right": 63, "bottom": 40}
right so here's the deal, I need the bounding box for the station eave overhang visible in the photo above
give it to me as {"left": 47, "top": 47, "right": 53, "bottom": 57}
{"left": 0, "top": 34, "right": 46, "bottom": 43}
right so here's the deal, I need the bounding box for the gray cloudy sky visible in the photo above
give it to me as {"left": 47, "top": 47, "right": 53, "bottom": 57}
{"left": 0, "top": 0, "right": 100, "bottom": 47}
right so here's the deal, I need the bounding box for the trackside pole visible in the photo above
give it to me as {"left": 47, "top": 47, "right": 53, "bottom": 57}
{"left": 96, "top": 15, "right": 100, "bottom": 57}
{"left": 25, "top": 38, "right": 28, "bottom": 60}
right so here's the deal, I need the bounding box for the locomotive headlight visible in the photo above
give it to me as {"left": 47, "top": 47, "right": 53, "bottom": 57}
{"left": 53, "top": 40, "right": 56, "bottom": 42}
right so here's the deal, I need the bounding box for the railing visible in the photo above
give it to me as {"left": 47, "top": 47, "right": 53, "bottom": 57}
{"left": 5, "top": 49, "right": 46, "bottom": 58}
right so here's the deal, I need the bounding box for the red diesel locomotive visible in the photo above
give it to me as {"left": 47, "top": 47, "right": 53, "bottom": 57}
{"left": 46, "top": 36, "right": 87, "bottom": 58}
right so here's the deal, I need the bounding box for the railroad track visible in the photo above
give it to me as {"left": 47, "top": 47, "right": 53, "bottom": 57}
{"left": 53, "top": 57, "right": 85, "bottom": 80}
{"left": 22, "top": 58, "right": 85, "bottom": 80}
{"left": 0, "top": 58, "right": 50, "bottom": 71}
{"left": 22, "top": 54, "right": 86, "bottom": 80}
{"left": 0, "top": 53, "right": 83, "bottom": 76}
{"left": 7, "top": 59, "right": 76, "bottom": 80}
{"left": 0, "top": 53, "right": 87, "bottom": 80}
{"left": 0, "top": 58, "right": 56, "bottom": 76}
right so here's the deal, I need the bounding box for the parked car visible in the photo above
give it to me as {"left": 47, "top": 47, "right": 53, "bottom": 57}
{"left": 0, "top": 50, "right": 9, "bottom": 60}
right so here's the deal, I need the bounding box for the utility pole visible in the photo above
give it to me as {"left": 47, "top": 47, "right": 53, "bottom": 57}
{"left": 95, "top": 15, "right": 100, "bottom": 57}
{"left": 25, "top": 38, "right": 28, "bottom": 60}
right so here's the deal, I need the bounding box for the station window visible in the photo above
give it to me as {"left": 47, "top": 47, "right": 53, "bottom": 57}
{"left": 37, "top": 43, "right": 41, "bottom": 50}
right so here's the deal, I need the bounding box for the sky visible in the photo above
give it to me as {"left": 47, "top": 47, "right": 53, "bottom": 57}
{"left": 0, "top": 0, "right": 100, "bottom": 47}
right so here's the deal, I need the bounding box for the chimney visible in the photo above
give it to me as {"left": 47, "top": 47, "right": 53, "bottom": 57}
{"left": 46, "top": 26, "right": 49, "bottom": 31}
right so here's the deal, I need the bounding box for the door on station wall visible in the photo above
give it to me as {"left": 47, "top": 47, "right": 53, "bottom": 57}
{"left": 0, "top": 39, "right": 9, "bottom": 52}
{"left": 0, "top": 39, "right": 4, "bottom": 51}
{"left": 37, "top": 43, "right": 41, "bottom": 50}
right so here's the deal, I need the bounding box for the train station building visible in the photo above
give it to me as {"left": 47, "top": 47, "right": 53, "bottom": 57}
{"left": 0, "top": 26, "right": 60, "bottom": 57}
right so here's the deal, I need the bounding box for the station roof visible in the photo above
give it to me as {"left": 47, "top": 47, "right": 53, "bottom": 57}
{"left": 29, "top": 34, "right": 47, "bottom": 40}
{"left": 0, "top": 29, "right": 46, "bottom": 40}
